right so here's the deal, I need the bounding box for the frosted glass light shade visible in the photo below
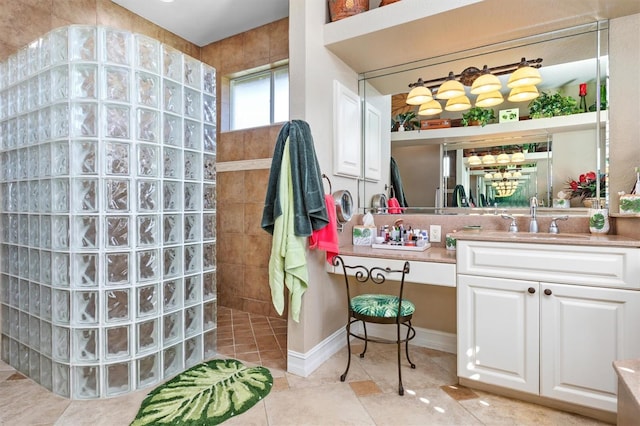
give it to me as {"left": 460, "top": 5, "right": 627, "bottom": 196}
{"left": 511, "top": 152, "right": 526, "bottom": 162}
{"left": 482, "top": 154, "right": 496, "bottom": 165}
{"left": 508, "top": 85, "right": 540, "bottom": 102}
{"left": 418, "top": 99, "right": 443, "bottom": 116}
{"left": 507, "top": 66, "right": 542, "bottom": 88}
{"left": 475, "top": 90, "right": 504, "bottom": 108}
{"left": 497, "top": 153, "right": 510, "bottom": 164}
{"left": 444, "top": 95, "right": 471, "bottom": 112}
{"left": 470, "top": 73, "right": 502, "bottom": 94}
{"left": 436, "top": 78, "right": 465, "bottom": 99}
{"left": 406, "top": 86, "right": 433, "bottom": 105}
{"left": 468, "top": 155, "right": 482, "bottom": 166}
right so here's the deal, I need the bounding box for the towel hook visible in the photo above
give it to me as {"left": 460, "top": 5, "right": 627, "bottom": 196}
{"left": 322, "top": 173, "right": 332, "bottom": 195}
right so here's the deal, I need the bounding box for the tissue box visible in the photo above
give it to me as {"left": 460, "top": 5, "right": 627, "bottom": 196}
{"left": 352, "top": 226, "right": 377, "bottom": 246}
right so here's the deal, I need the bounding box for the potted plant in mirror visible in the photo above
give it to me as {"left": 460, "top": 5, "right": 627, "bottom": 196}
{"left": 461, "top": 107, "right": 495, "bottom": 127}
{"left": 392, "top": 111, "right": 419, "bottom": 131}
{"left": 565, "top": 170, "right": 606, "bottom": 207}
{"left": 528, "top": 91, "right": 581, "bottom": 118}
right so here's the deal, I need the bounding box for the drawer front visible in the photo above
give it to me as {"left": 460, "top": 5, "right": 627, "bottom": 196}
{"left": 457, "top": 241, "right": 640, "bottom": 289}
{"left": 327, "top": 255, "right": 456, "bottom": 287}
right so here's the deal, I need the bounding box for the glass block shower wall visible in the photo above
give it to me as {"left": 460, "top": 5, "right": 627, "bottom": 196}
{"left": 0, "top": 26, "right": 217, "bottom": 399}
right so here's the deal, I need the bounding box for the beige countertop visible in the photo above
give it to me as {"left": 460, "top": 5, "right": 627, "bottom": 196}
{"left": 613, "top": 359, "right": 640, "bottom": 418}
{"left": 453, "top": 230, "right": 640, "bottom": 248}
{"left": 338, "top": 245, "right": 457, "bottom": 264}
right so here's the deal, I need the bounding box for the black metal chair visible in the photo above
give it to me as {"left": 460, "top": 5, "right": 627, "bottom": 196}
{"left": 333, "top": 255, "right": 416, "bottom": 395}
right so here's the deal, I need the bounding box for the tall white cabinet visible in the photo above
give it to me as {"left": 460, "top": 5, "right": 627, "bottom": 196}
{"left": 457, "top": 240, "right": 640, "bottom": 413}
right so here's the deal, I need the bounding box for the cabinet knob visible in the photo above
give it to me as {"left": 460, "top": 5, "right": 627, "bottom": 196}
{"left": 544, "top": 289, "right": 552, "bottom": 296}
{"left": 528, "top": 287, "right": 536, "bottom": 294}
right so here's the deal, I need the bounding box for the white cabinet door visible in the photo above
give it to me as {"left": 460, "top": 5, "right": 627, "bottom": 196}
{"left": 333, "top": 80, "right": 361, "bottom": 177}
{"left": 458, "top": 274, "right": 540, "bottom": 394}
{"left": 540, "top": 283, "right": 640, "bottom": 412}
{"left": 363, "top": 102, "right": 381, "bottom": 181}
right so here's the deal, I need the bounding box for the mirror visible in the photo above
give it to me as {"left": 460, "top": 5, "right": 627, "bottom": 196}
{"left": 359, "top": 21, "right": 609, "bottom": 213}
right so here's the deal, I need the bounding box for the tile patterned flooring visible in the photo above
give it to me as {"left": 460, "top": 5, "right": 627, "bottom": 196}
{"left": 0, "top": 307, "right": 611, "bottom": 425}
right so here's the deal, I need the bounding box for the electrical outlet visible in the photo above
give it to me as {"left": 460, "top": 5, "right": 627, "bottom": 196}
{"left": 430, "top": 225, "right": 442, "bottom": 243}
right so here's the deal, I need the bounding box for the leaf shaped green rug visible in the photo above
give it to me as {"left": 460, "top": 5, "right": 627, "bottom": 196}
{"left": 131, "top": 359, "right": 273, "bottom": 425}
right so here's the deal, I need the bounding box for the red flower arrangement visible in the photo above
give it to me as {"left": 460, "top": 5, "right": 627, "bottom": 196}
{"left": 566, "top": 171, "right": 606, "bottom": 199}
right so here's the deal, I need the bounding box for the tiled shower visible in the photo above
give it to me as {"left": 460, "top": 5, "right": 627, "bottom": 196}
{"left": 0, "top": 26, "right": 217, "bottom": 398}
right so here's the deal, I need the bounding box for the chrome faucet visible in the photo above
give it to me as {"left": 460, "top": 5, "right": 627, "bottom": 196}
{"left": 529, "top": 196, "right": 538, "bottom": 233}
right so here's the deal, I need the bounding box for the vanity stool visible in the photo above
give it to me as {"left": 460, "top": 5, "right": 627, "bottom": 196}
{"left": 333, "top": 255, "right": 416, "bottom": 395}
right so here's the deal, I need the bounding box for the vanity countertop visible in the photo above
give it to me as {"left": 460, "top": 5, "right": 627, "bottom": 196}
{"left": 338, "top": 245, "right": 456, "bottom": 264}
{"left": 453, "top": 230, "right": 640, "bottom": 248}
{"left": 613, "top": 358, "right": 640, "bottom": 424}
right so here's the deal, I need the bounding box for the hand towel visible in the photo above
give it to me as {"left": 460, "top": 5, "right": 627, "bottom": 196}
{"left": 309, "top": 194, "right": 340, "bottom": 263}
{"left": 387, "top": 197, "right": 403, "bottom": 214}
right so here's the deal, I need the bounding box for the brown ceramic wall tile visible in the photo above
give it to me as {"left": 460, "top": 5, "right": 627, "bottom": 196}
{"left": 217, "top": 171, "right": 245, "bottom": 203}
{"left": 244, "top": 202, "right": 266, "bottom": 236}
{"left": 218, "top": 202, "right": 245, "bottom": 234}
{"left": 217, "top": 130, "right": 245, "bottom": 162}
{"left": 132, "top": 14, "right": 167, "bottom": 44}
{"left": 243, "top": 234, "right": 271, "bottom": 268}
{"left": 268, "top": 18, "right": 289, "bottom": 62}
{"left": 0, "top": 2, "right": 53, "bottom": 54}
{"left": 96, "top": 0, "right": 134, "bottom": 32}
{"left": 244, "top": 169, "right": 269, "bottom": 202}
{"left": 217, "top": 263, "right": 243, "bottom": 297}
{"left": 244, "top": 126, "right": 276, "bottom": 159}
{"left": 218, "top": 34, "right": 244, "bottom": 74}
{"left": 216, "top": 232, "right": 245, "bottom": 265}
{"left": 243, "top": 26, "right": 270, "bottom": 70}
{"left": 243, "top": 266, "right": 272, "bottom": 301}
{"left": 52, "top": 0, "right": 97, "bottom": 25}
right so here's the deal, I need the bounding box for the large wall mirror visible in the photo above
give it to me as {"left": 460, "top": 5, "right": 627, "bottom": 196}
{"left": 359, "top": 21, "right": 609, "bottom": 214}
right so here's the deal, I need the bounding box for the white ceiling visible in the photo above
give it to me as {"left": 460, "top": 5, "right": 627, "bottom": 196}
{"left": 111, "top": 0, "right": 289, "bottom": 46}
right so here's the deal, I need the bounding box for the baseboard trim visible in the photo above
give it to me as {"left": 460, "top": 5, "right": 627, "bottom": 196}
{"left": 287, "top": 326, "right": 346, "bottom": 377}
{"left": 287, "top": 324, "right": 456, "bottom": 377}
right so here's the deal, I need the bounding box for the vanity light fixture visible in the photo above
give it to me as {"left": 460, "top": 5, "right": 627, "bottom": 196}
{"left": 485, "top": 171, "right": 494, "bottom": 179}
{"left": 406, "top": 57, "right": 542, "bottom": 108}
{"left": 475, "top": 90, "right": 504, "bottom": 108}
{"left": 406, "top": 78, "right": 434, "bottom": 105}
{"left": 507, "top": 58, "right": 543, "bottom": 88}
{"left": 508, "top": 85, "right": 540, "bottom": 102}
{"left": 418, "top": 99, "right": 443, "bottom": 116}
{"left": 470, "top": 65, "right": 502, "bottom": 95}
{"left": 436, "top": 72, "right": 466, "bottom": 99}
{"left": 444, "top": 94, "right": 471, "bottom": 112}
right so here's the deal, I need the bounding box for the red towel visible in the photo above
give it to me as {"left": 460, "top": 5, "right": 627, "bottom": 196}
{"left": 309, "top": 194, "right": 339, "bottom": 263}
{"left": 387, "top": 197, "right": 403, "bottom": 214}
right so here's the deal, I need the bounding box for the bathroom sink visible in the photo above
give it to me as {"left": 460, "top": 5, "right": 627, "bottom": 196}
{"left": 506, "top": 233, "right": 591, "bottom": 240}
{"left": 473, "top": 231, "right": 592, "bottom": 241}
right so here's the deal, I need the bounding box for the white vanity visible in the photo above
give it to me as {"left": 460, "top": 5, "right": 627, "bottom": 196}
{"left": 455, "top": 232, "right": 640, "bottom": 415}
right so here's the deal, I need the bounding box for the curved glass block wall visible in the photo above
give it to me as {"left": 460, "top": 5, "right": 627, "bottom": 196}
{"left": 0, "top": 26, "right": 217, "bottom": 399}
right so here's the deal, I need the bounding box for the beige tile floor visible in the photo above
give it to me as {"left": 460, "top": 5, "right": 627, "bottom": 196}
{"left": 0, "top": 311, "right": 611, "bottom": 425}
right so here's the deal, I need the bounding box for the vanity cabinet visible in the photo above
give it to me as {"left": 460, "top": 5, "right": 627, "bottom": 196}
{"left": 457, "top": 240, "right": 640, "bottom": 413}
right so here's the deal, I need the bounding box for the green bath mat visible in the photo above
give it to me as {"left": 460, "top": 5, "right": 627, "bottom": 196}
{"left": 131, "top": 359, "right": 273, "bottom": 425}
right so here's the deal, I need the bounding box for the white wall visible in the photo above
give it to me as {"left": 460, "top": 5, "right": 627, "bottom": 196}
{"left": 287, "top": 0, "right": 362, "bottom": 356}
